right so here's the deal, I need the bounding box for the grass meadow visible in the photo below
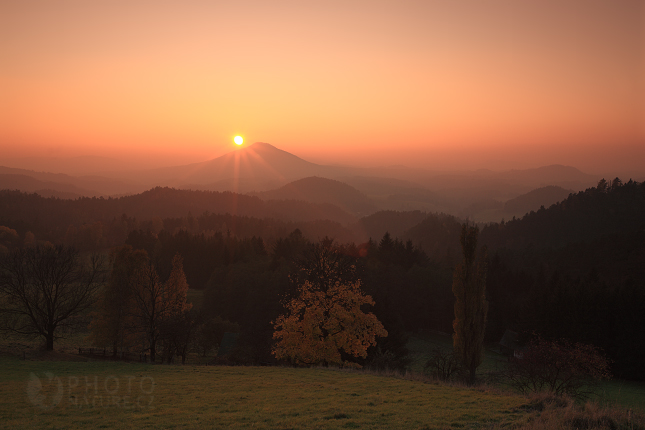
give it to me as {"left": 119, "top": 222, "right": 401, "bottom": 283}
{"left": 0, "top": 354, "right": 533, "bottom": 430}
{"left": 408, "top": 332, "right": 645, "bottom": 412}
{"left": 1, "top": 320, "right": 644, "bottom": 429}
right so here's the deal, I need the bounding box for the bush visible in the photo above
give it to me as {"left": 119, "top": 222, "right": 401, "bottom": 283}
{"left": 502, "top": 336, "right": 611, "bottom": 399}
{"left": 424, "top": 348, "right": 462, "bottom": 381}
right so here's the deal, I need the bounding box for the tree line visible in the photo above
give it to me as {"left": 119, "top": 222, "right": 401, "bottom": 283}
{"left": 0, "top": 178, "right": 643, "bottom": 381}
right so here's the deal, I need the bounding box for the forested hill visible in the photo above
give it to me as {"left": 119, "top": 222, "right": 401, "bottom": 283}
{"left": 0, "top": 187, "right": 366, "bottom": 249}
{"left": 254, "top": 176, "right": 379, "bottom": 216}
{"left": 0, "top": 186, "right": 357, "bottom": 228}
{"left": 480, "top": 179, "right": 645, "bottom": 251}
{"left": 481, "top": 180, "right": 645, "bottom": 380}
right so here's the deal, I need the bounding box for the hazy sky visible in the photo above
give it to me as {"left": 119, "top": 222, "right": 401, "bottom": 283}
{"left": 1, "top": 1, "right": 644, "bottom": 173}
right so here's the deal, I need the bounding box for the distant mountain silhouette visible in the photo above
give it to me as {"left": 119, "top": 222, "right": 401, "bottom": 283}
{"left": 498, "top": 165, "right": 596, "bottom": 186}
{"left": 0, "top": 144, "right": 603, "bottom": 219}
{"left": 419, "top": 165, "right": 598, "bottom": 221}
{"left": 480, "top": 180, "right": 645, "bottom": 250}
{"left": 459, "top": 185, "right": 576, "bottom": 223}
{"left": 341, "top": 176, "right": 448, "bottom": 213}
{"left": 0, "top": 173, "right": 96, "bottom": 198}
{"left": 425, "top": 165, "right": 596, "bottom": 192}
{"left": 502, "top": 185, "right": 574, "bottom": 216}
{"left": 254, "top": 176, "right": 378, "bottom": 216}
{"left": 136, "top": 142, "right": 349, "bottom": 192}
{"left": 0, "top": 187, "right": 358, "bottom": 234}
{"left": 0, "top": 166, "right": 139, "bottom": 197}
{"left": 402, "top": 213, "right": 464, "bottom": 264}
{"left": 2, "top": 155, "right": 127, "bottom": 176}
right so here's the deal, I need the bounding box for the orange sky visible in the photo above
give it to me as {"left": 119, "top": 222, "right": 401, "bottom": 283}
{"left": 1, "top": 1, "right": 644, "bottom": 174}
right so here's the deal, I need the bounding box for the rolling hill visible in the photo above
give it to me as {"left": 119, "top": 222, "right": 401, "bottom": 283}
{"left": 460, "top": 185, "right": 576, "bottom": 223}
{"left": 254, "top": 176, "right": 379, "bottom": 216}
{"left": 502, "top": 185, "right": 574, "bottom": 216}
{"left": 0, "top": 174, "right": 92, "bottom": 199}
{"left": 0, "top": 166, "right": 141, "bottom": 197}
{"left": 0, "top": 144, "right": 603, "bottom": 219}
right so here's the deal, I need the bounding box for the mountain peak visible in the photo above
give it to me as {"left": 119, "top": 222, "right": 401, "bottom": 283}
{"left": 248, "top": 142, "right": 276, "bottom": 150}
{"left": 244, "top": 142, "right": 308, "bottom": 161}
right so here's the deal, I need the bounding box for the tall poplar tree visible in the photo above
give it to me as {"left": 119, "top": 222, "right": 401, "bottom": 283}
{"left": 452, "top": 224, "right": 488, "bottom": 385}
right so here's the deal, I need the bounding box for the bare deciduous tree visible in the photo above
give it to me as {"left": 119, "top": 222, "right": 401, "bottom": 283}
{"left": 0, "top": 245, "right": 105, "bottom": 350}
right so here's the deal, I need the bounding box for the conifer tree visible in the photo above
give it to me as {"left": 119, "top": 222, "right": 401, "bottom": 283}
{"left": 452, "top": 224, "right": 488, "bottom": 385}
{"left": 164, "top": 253, "right": 191, "bottom": 317}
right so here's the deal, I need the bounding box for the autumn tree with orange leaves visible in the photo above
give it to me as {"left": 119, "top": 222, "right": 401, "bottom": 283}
{"left": 272, "top": 279, "right": 387, "bottom": 367}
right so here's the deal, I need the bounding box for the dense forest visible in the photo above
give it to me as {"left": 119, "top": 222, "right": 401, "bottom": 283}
{"left": 0, "top": 179, "right": 643, "bottom": 379}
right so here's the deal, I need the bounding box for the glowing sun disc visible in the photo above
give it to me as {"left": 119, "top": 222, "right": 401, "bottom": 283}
{"left": 234, "top": 136, "right": 243, "bottom": 145}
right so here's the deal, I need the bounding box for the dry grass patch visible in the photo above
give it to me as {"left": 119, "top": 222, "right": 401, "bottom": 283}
{"left": 510, "top": 393, "right": 645, "bottom": 430}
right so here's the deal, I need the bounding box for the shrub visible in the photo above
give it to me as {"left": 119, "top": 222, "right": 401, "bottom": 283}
{"left": 503, "top": 336, "right": 611, "bottom": 399}
{"left": 424, "top": 348, "right": 462, "bottom": 381}
{"left": 512, "top": 393, "right": 645, "bottom": 430}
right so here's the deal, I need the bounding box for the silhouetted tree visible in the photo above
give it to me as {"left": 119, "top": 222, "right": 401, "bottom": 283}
{"left": 452, "top": 224, "right": 488, "bottom": 385}
{"left": 193, "top": 314, "right": 240, "bottom": 357}
{"left": 159, "top": 308, "right": 198, "bottom": 364}
{"left": 0, "top": 245, "right": 105, "bottom": 350}
{"left": 291, "top": 238, "right": 359, "bottom": 293}
{"left": 130, "top": 253, "right": 191, "bottom": 362}
{"left": 596, "top": 178, "right": 608, "bottom": 192}
{"left": 0, "top": 226, "right": 20, "bottom": 252}
{"left": 89, "top": 245, "right": 147, "bottom": 355}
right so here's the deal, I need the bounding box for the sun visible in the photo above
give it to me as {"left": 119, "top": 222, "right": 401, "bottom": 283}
{"left": 234, "top": 136, "right": 243, "bottom": 145}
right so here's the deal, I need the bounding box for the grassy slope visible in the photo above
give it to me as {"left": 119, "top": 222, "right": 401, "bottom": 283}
{"left": 0, "top": 356, "right": 530, "bottom": 430}
{"left": 408, "top": 332, "right": 506, "bottom": 374}
{"left": 408, "top": 332, "right": 645, "bottom": 412}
